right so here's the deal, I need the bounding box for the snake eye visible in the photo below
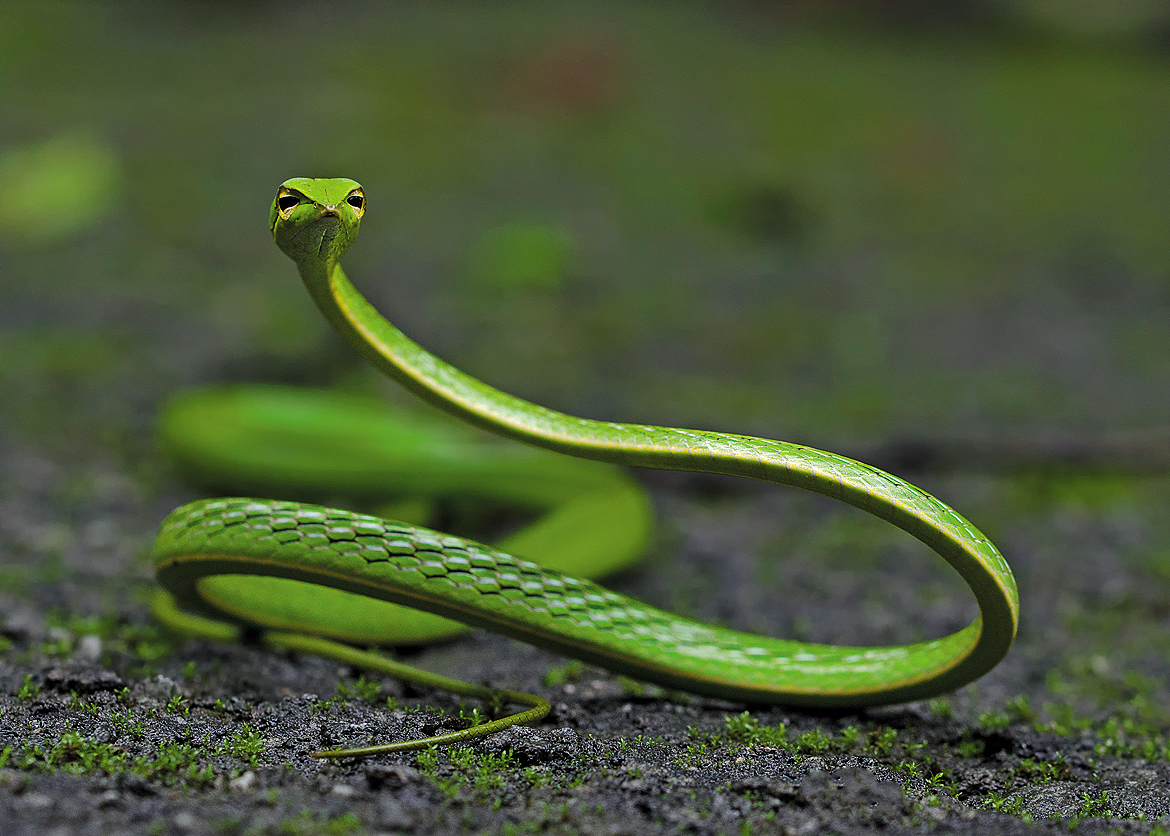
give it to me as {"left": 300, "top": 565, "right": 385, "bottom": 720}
{"left": 345, "top": 191, "right": 365, "bottom": 216}
{"left": 276, "top": 193, "right": 300, "bottom": 214}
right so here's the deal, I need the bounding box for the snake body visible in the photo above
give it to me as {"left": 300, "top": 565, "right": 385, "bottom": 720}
{"left": 151, "top": 178, "right": 1019, "bottom": 757}
{"left": 156, "top": 383, "right": 652, "bottom": 645}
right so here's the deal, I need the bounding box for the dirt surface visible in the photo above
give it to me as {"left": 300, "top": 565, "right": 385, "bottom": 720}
{"left": 6, "top": 2, "right": 1170, "bottom": 834}
{"left": 5, "top": 445, "right": 1170, "bottom": 835}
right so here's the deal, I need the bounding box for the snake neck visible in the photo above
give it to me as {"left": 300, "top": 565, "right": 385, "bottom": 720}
{"left": 294, "top": 253, "right": 577, "bottom": 449}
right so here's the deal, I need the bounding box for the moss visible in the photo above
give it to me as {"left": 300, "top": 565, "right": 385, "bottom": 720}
{"left": 335, "top": 674, "right": 381, "bottom": 703}
{"left": 218, "top": 724, "right": 265, "bottom": 768}
{"left": 0, "top": 567, "right": 32, "bottom": 596}
{"left": 616, "top": 676, "right": 644, "bottom": 697}
{"left": 415, "top": 744, "right": 522, "bottom": 800}
{"left": 38, "top": 608, "right": 180, "bottom": 667}
{"left": 16, "top": 674, "right": 40, "bottom": 701}
{"left": 716, "top": 712, "right": 919, "bottom": 762}
{"left": 541, "top": 659, "right": 585, "bottom": 687}
{"left": 5, "top": 733, "right": 218, "bottom": 789}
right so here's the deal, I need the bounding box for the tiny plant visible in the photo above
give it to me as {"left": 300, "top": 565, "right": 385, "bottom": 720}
{"left": 16, "top": 675, "right": 40, "bottom": 701}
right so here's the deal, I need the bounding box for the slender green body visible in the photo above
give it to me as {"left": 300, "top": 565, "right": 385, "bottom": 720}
{"left": 157, "top": 384, "right": 651, "bottom": 644}
{"left": 152, "top": 178, "right": 1018, "bottom": 754}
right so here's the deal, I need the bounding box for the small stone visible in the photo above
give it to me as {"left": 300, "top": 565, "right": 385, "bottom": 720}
{"left": 118, "top": 773, "right": 156, "bottom": 796}
{"left": 76, "top": 634, "right": 102, "bottom": 662}
{"left": 922, "top": 805, "right": 947, "bottom": 822}
{"left": 1020, "top": 781, "right": 1095, "bottom": 819}
{"left": 46, "top": 625, "right": 72, "bottom": 644}
{"left": 331, "top": 783, "right": 357, "bottom": 798}
{"left": 377, "top": 796, "right": 413, "bottom": 830}
{"left": 477, "top": 725, "right": 580, "bottom": 765}
{"left": 174, "top": 811, "right": 197, "bottom": 830}
{"left": 140, "top": 675, "right": 180, "bottom": 698}
{"left": 365, "top": 763, "right": 421, "bottom": 790}
{"left": 3, "top": 608, "right": 44, "bottom": 642}
{"left": 43, "top": 664, "right": 124, "bottom": 693}
{"left": 97, "top": 789, "right": 120, "bottom": 809}
{"left": 729, "top": 778, "right": 799, "bottom": 802}
{"left": 19, "top": 792, "right": 52, "bottom": 809}
{"left": 229, "top": 771, "right": 257, "bottom": 792}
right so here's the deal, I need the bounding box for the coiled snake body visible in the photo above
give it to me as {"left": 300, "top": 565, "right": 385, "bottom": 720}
{"left": 151, "top": 178, "right": 1018, "bottom": 757}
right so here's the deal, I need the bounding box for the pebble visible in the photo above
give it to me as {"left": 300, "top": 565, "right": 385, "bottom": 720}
{"left": 76, "top": 634, "right": 102, "bottom": 662}
{"left": 376, "top": 796, "right": 412, "bottom": 830}
{"left": 229, "top": 771, "right": 257, "bottom": 792}
{"left": 173, "top": 811, "right": 197, "bottom": 830}
{"left": 365, "top": 763, "right": 421, "bottom": 790}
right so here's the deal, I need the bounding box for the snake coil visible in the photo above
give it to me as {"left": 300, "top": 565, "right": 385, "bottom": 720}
{"left": 151, "top": 178, "right": 1018, "bottom": 757}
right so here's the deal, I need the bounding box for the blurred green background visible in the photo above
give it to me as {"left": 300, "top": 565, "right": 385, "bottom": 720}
{"left": 2, "top": 0, "right": 1170, "bottom": 458}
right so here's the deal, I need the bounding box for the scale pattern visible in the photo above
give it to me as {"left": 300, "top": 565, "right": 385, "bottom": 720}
{"left": 155, "top": 492, "right": 1001, "bottom": 702}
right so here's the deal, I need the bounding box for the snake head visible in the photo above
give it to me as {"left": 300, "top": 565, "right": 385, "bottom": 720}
{"left": 270, "top": 178, "right": 365, "bottom": 264}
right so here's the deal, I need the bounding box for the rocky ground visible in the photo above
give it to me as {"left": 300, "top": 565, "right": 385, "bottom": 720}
{"left": 5, "top": 436, "right": 1170, "bottom": 835}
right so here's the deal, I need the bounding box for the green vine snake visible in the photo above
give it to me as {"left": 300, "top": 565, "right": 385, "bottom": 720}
{"left": 150, "top": 177, "right": 1019, "bottom": 758}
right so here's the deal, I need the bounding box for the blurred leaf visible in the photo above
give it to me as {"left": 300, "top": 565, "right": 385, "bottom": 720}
{"left": 0, "top": 131, "right": 120, "bottom": 245}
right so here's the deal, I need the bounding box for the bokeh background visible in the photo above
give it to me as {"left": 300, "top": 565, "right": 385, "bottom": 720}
{"left": 6, "top": 0, "right": 1170, "bottom": 451}
{"left": 6, "top": 0, "right": 1170, "bottom": 829}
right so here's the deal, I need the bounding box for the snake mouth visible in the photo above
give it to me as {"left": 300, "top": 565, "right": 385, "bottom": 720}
{"left": 312, "top": 219, "right": 344, "bottom": 259}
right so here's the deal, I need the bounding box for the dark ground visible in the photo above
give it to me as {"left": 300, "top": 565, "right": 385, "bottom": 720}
{"left": 6, "top": 2, "right": 1170, "bottom": 834}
